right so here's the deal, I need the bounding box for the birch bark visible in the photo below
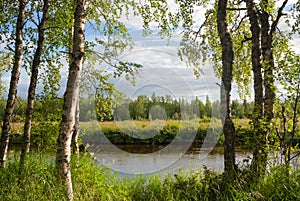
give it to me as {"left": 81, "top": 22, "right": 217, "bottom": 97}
{"left": 20, "top": 0, "right": 49, "bottom": 167}
{"left": 0, "top": 0, "right": 26, "bottom": 168}
{"left": 217, "top": 0, "right": 236, "bottom": 177}
{"left": 56, "top": 0, "right": 87, "bottom": 200}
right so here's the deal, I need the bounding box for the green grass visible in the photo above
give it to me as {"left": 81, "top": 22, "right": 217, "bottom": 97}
{"left": 5, "top": 118, "right": 298, "bottom": 150}
{"left": 1, "top": 153, "right": 300, "bottom": 201}
{"left": 80, "top": 119, "right": 219, "bottom": 143}
{"left": 79, "top": 119, "right": 252, "bottom": 147}
{"left": 0, "top": 153, "right": 67, "bottom": 201}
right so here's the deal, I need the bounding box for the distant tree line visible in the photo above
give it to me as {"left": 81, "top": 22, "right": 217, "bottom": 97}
{"left": 115, "top": 93, "right": 255, "bottom": 121}
{"left": 0, "top": 93, "right": 255, "bottom": 122}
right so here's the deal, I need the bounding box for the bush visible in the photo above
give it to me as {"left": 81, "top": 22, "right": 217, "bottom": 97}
{"left": 31, "top": 122, "right": 59, "bottom": 150}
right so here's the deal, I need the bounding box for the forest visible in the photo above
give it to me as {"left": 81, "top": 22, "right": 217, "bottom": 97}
{"left": 0, "top": 0, "right": 300, "bottom": 200}
{"left": 0, "top": 94, "right": 254, "bottom": 122}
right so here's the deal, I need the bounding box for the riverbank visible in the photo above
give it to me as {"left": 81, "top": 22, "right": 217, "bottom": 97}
{"left": 6, "top": 119, "right": 300, "bottom": 150}
{"left": 1, "top": 154, "right": 299, "bottom": 201}
{"left": 79, "top": 119, "right": 253, "bottom": 147}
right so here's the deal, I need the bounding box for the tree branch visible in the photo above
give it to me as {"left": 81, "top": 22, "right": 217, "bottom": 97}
{"left": 193, "top": 10, "right": 213, "bottom": 41}
{"left": 6, "top": 45, "right": 14, "bottom": 52}
{"left": 234, "top": 15, "right": 248, "bottom": 32}
{"left": 227, "top": 7, "right": 247, "bottom": 11}
{"left": 59, "top": 50, "right": 72, "bottom": 55}
{"left": 241, "top": 35, "right": 252, "bottom": 43}
{"left": 288, "top": 151, "right": 300, "bottom": 162}
{"left": 270, "top": 0, "right": 289, "bottom": 37}
{"left": 29, "top": 15, "right": 39, "bottom": 28}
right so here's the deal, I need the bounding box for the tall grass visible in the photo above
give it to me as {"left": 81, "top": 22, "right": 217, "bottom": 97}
{"left": 0, "top": 153, "right": 67, "bottom": 201}
{"left": 1, "top": 153, "right": 299, "bottom": 201}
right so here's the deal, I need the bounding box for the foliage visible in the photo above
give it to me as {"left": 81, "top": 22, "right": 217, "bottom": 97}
{"left": 0, "top": 0, "right": 19, "bottom": 95}
{"left": 254, "top": 166, "right": 300, "bottom": 201}
{"left": 172, "top": 0, "right": 253, "bottom": 98}
{"left": 271, "top": 36, "right": 300, "bottom": 166}
{"left": 0, "top": 96, "right": 61, "bottom": 149}
{"left": 291, "top": 0, "right": 300, "bottom": 34}
{"left": 33, "top": 96, "right": 63, "bottom": 122}
{"left": 0, "top": 96, "right": 27, "bottom": 122}
{"left": 30, "top": 96, "right": 62, "bottom": 150}
{"left": 82, "top": 92, "right": 254, "bottom": 122}
{"left": 30, "top": 122, "right": 59, "bottom": 151}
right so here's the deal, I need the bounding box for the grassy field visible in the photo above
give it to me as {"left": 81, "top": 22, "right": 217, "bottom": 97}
{"left": 1, "top": 118, "right": 277, "bottom": 134}
{"left": 80, "top": 118, "right": 250, "bottom": 130}
{"left": 79, "top": 119, "right": 222, "bottom": 145}
{"left": 3, "top": 118, "right": 250, "bottom": 130}
{"left": 3, "top": 118, "right": 299, "bottom": 149}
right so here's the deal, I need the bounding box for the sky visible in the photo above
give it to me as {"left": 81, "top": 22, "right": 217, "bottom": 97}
{"left": 1, "top": 0, "right": 299, "bottom": 103}
{"left": 84, "top": 0, "right": 299, "bottom": 102}
{"left": 86, "top": 29, "right": 221, "bottom": 102}
{"left": 83, "top": 2, "right": 222, "bottom": 102}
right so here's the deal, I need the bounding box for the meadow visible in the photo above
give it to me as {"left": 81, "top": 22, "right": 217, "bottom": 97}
{"left": 1, "top": 153, "right": 300, "bottom": 201}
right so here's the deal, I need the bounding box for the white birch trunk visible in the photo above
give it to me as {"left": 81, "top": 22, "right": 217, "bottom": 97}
{"left": 72, "top": 99, "right": 80, "bottom": 156}
{"left": 56, "top": 0, "right": 87, "bottom": 200}
{"left": 0, "top": 0, "right": 26, "bottom": 168}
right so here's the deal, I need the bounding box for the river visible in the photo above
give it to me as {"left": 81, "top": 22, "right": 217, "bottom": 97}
{"left": 88, "top": 144, "right": 252, "bottom": 176}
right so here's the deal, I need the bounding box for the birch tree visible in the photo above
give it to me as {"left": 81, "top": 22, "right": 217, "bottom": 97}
{"left": 245, "top": 0, "right": 266, "bottom": 175}
{"left": 0, "top": 0, "right": 26, "bottom": 168}
{"left": 56, "top": 0, "right": 87, "bottom": 200}
{"left": 136, "top": 0, "right": 238, "bottom": 176}
{"left": 55, "top": 0, "right": 141, "bottom": 198}
{"left": 245, "top": 0, "right": 291, "bottom": 176}
{"left": 172, "top": 0, "right": 296, "bottom": 177}
{"left": 20, "top": 0, "right": 49, "bottom": 167}
{"left": 217, "top": 0, "right": 236, "bottom": 177}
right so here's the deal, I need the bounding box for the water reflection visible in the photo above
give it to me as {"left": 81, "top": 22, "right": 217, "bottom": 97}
{"left": 91, "top": 144, "right": 251, "bottom": 176}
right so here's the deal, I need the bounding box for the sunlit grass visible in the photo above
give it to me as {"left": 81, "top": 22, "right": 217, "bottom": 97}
{"left": 79, "top": 118, "right": 247, "bottom": 131}
{"left": 78, "top": 119, "right": 251, "bottom": 146}
{"left": 233, "top": 118, "right": 251, "bottom": 128}
{"left": 3, "top": 118, "right": 250, "bottom": 134}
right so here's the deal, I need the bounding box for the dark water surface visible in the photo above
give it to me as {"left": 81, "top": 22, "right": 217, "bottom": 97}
{"left": 88, "top": 144, "right": 252, "bottom": 176}
{"left": 9, "top": 143, "right": 299, "bottom": 177}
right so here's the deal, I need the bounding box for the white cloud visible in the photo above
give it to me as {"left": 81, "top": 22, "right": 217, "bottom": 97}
{"left": 90, "top": 31, "right": 221, "bottom": 102}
